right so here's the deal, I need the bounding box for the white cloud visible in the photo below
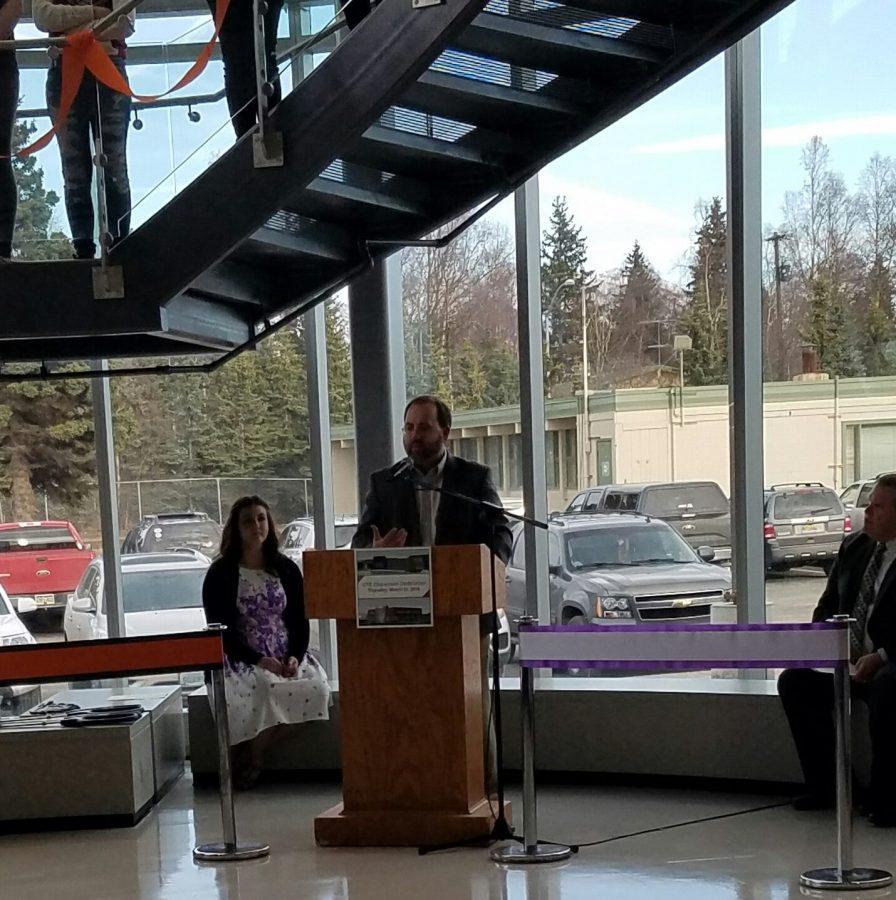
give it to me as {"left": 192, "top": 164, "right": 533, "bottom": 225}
{"left": 537, "top": 171, "right": 694, "bottom": 281}
{"left": 632, "top": 114, "right": 896, "bottom": 156}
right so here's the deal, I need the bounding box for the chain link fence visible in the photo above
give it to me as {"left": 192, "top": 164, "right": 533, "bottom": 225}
{"left": 0, "top": 476, "right": 313, "bottom": 552}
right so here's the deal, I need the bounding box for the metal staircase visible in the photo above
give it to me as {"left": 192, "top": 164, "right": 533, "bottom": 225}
{"left": 2, "top": 0, "right": 792, "bottom": 364}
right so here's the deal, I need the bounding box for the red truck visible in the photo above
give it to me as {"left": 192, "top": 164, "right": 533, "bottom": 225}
{"left": 0, "top": 521, "right": 95, "bottom": 615}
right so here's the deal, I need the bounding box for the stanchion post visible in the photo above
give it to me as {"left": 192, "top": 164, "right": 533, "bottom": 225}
{"left": 491, "top": 617, "right": 571, "bottom": 866}
{"left": 193, "top": 626, "right": 270, "bottom": 862}
{"left": 800, "top": 616, "right": 892, "bottom": 891}
{"left": 835, "top": 658, "right": 852, "bottom": 879}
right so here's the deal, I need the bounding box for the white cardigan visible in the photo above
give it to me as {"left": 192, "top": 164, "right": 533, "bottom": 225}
{"left": 32, "top": 0, "right": 135, "bottom": 46}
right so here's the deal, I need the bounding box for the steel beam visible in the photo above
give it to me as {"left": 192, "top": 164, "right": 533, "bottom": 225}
{"left": 91, "top": 360, "right": 125, "bottom": 639}
{"left": 515, "top": 177, "right": 550, "bottom": 625}
{"left": 725, "top": 29, "right": 765, "bottom": 625}
{"left": 305, "top": 302, "right": 339, "bottom": 681}
{"left": 349, "top": 254, "right": 406, "bottom": 501}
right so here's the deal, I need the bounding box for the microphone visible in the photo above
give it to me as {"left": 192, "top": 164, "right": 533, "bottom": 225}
{"left": 390, "top": 458, "right": 416, "bottom": 482}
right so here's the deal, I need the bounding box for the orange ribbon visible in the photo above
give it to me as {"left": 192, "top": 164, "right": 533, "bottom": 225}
{"left": 15, "top": 0, "right": 230, "bottom": 157}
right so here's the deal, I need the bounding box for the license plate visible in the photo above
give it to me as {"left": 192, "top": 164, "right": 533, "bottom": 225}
{"left": 34, "top": 594, "right": 55, "bottom": 606}
{"left": 798, "top": 523, "right": 825, "bottom": 535}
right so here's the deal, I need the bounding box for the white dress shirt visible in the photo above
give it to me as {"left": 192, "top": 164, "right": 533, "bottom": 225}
{"left": 414, "top": 452, "right": 447, "bottom": 546}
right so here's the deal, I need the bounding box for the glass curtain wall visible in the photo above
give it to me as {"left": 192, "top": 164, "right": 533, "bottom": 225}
{"left": 760, "top": 0, "right": 896, "bottom": 625}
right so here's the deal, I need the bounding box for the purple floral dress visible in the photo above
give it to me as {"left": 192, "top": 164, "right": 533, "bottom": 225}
{"left": 222, "top": 566, "right": 329, "bottom": 745}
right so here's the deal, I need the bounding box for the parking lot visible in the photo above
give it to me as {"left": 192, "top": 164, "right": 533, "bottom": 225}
{"left": 28, "top": 565, "right": 827, "bottom": 647}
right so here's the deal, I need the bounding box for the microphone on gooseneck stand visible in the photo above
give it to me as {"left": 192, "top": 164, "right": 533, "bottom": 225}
{"left": 389, "top": 458, "right": 416, "bottom": 482}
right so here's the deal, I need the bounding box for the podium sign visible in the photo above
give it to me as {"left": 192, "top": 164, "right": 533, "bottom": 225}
{"left": 304, "top": 544, "right": 510, "bottom": 847}
{"left": 355, "top": 548, "right": 433, "bottom": 629}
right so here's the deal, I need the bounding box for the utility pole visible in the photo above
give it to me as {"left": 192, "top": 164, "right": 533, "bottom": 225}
{"left": 641, "top": 319, "right": 668, "bottom": 379}
{"left": 765, "top": 231, "right": 790, "bottom": 378}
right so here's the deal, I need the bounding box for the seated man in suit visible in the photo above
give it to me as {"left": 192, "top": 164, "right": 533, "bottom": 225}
{"left": 352, "top": 394, "right": 512, "bottom": 563}
{"left": 778, "top": 474, "right": 896, "bottom": 826}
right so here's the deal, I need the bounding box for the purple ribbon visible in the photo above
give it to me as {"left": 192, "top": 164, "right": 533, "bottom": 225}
{"left": 521, "top": 658, "right": 842, "bottom": 670}
{"left": 521, "top": 622, "right": 844, "bottom": 634}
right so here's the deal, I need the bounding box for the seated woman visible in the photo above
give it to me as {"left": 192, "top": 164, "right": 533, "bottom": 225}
{"left": 202, "top": 495, "right": 329, "bottom": 789}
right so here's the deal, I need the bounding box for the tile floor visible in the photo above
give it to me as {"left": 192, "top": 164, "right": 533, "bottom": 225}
{"left": 2, "top": 774, "right": 895, "bottom": 900}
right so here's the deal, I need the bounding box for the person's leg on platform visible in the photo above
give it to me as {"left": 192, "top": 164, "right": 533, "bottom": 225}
{"left": 208, "top": 0, "right": 258, "bottom": 137}
{"left": 778, "top": 667, "right": 837, "bottom": 808}
{"left": 47, "top": 65, "right": 97, "bottom": 259}
{"left": 340, "top": 0, "right": 370, "bottom": 30}
{"left": 866, "top": 664, "right": 896, "bottom": 826}
{"left": 96, "top": 61, "right": 132, "bottom": 247}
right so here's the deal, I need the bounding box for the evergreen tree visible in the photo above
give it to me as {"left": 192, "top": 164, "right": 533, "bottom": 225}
{"left": 325, "top": 301, "right": 353, "bottom": 424}
{"left": 0, "top": 371, "right": 94, "bottom": 519}
{"left": 541, "top": 196, "right": 591, "bottom": 388}
{"left": 679, "top": 198, "right": 729, "bottom": 385}
{"left": 11, "top": 122, "right": 70, "bottom": 260}
{"left": 803, "top": 273, "right": 859, "bottom": 376}
{"left": 612, "top": 241, "right": 664, "bottom": 371}
{"left": 0, "top": 127, "right": 92, "bottom": 518}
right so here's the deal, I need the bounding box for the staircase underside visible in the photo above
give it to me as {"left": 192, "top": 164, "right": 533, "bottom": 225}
{"left": 1, "top": 0, "right": 793, "bottom": 365}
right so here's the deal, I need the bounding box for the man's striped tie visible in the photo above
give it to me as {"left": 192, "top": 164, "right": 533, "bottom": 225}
{"left": 851, "top": 542, "right": 886, "bottom": 663}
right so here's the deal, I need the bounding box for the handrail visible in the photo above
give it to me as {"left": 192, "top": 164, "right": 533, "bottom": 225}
{"left": 0, "top": 0, "right": 146, "bottom": 50}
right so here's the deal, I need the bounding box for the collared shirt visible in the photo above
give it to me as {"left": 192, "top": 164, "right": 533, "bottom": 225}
{"left": 414, "top": 451, "right": 447, "bottom": 546}
{"left": 866, "top": 537, "right": 896, "bottom": 660}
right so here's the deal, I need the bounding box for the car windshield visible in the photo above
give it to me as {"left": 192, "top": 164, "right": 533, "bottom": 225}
{"left": 641, "top": 484, "right": 728, "bottom": 517}
{"left": 111, "top": 568, "right": 207, "bottom": 613}
{"left": 0, "top": 526, "right": 78, "bottom": 552}
{"left": 565, "top": 525, "right": 696, "bottom": 569}
{"left": 141, "top": 521, "right": 220, "bottom": 553}
{"left": 774, "top": 490, "right": 840, "bottom": 519}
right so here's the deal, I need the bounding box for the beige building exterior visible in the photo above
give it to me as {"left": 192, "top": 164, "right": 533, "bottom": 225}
{"left": 329, "top": 375, "right": 896, "bottom": 516}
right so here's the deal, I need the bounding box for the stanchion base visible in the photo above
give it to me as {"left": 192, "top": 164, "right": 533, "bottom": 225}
{"left": 193, "top": 841, "right": 270, "bottom": 862}
{"left": 490, "top": 843, "right": 573, "bottom": 865}
{"left": 800, "top": 867, "right": 893, "bottom": 890}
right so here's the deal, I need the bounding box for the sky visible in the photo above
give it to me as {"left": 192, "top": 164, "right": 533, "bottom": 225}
{"left": 13, "top": 0, "right": 896, "bottom": 285}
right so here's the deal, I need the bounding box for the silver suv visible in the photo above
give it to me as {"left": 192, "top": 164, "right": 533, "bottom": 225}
{"left": 504, "top": 513, "right": 731, "bottom": 636}
{"left": 565, "top": 481, "right": 731, "bottom": 562}
{"left": 763, "top": 483, "right": 849, "bottom": 574}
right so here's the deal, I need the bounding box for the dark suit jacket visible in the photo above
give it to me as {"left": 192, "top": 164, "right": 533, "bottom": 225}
{"left": 352, "top": 453, "right": 513, "bottom": 564}
{"left": 202, "top": 555, "right": 310, "bottom": 666}
{"left": 813, "top": 531, "right": 896, "bottom": 661}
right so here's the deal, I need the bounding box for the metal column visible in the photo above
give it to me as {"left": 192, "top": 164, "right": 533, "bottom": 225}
{"left": 91, "top": 360, "right": 125, "bottom": 639}
{"left": 305, "top": 303, "right": 339, "bottom": 680}
{"left": 725, "top": 32, "right": 765, "bottom": 625}
{"left": 515, "top": 178, "right": 550, "bottom": 625}
{"left": 348, "top": 255, "right": 407, "bottom": 500}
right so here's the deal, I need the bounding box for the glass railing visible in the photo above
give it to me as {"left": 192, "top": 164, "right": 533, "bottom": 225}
{"left": 9, "top": 0, "right": 345, "bottom": 261}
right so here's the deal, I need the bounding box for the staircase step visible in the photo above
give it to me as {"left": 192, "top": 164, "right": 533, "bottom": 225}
{"left": 344, "top": 124, "right": 505, "bottom": 182}
{"left": 404, "top": 69, "right": 588, "bottom": 131}
{"left": 458, "top": 11, "right": 668, "bottom": 81}
{"left": 247, "top": 218, "right": 355, "bottom": 264}
{"left": 537, "top": 0, "right": 736, "bottom": 28}
{"left": 286, "top": 170, "right": 431, "bottom": 231}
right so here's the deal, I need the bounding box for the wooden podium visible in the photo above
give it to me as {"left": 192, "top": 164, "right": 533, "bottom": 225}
{"left": 303, "top": 544, "right": 511, "bottom": 847}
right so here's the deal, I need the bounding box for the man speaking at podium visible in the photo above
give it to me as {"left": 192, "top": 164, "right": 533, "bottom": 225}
{"left": 352, "top": 394, "right": 512, "bottom": 562}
